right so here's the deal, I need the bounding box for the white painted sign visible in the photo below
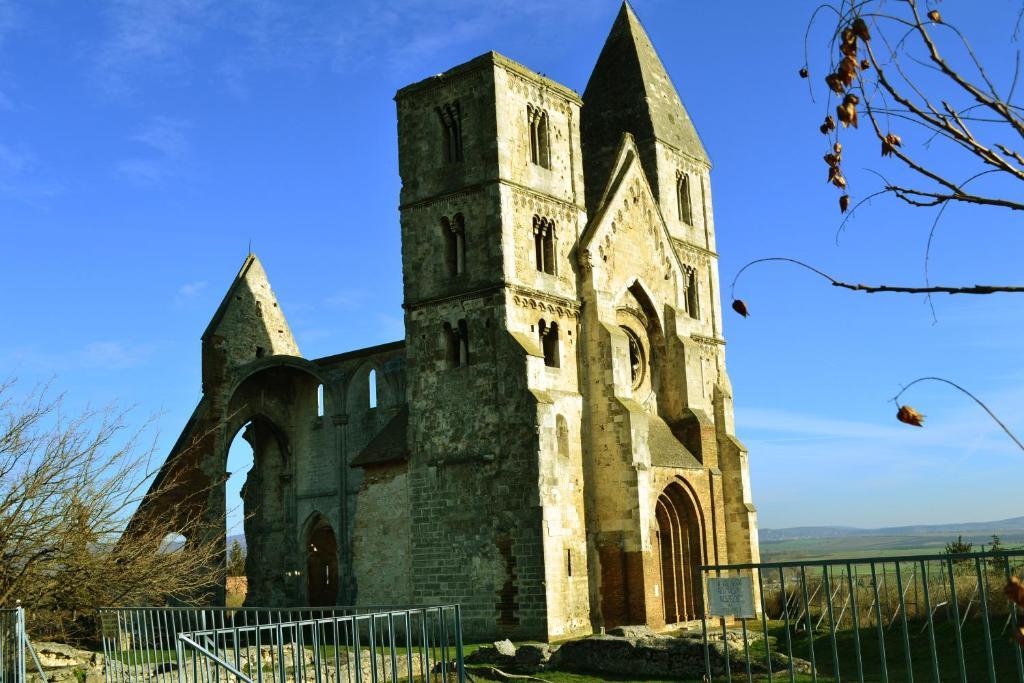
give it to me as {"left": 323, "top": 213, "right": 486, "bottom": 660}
{"left": 706, "top": 576, "right": 756, "bottom": 618}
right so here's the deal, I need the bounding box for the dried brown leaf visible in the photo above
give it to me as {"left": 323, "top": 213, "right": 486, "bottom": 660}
{"left": 731, "top": 299, "right": 749, "bottom": 317}
{"left": 896, "top": 405, "right": 925, "bottom": 427}
{"left": 839, "top": 194, "right": 850, "bottom": 213}
{"left": 852, "top": 17, "right": 871, "bottom": 41}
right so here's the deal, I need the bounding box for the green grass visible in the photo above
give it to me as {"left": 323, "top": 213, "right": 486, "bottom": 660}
{"left": 727, "top": 617, "right": 1023, "bottom": 682}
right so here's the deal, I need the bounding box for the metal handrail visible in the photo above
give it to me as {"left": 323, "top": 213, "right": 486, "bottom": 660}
{"left": 176, "top": 634, "right": 252, "bottom": 683}
{"left": 173, "top": 604, "right": 466, "bottom": 683}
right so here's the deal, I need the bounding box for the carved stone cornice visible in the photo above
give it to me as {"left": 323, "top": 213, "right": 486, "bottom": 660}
{"left": 509, "top": 285, "right": 580, "bottom": 319}
{"left": 692, "top": 334, "right": 726, "bottom": 347}
{"left": 672, "top": 238, "right": 718, "bottom": 262}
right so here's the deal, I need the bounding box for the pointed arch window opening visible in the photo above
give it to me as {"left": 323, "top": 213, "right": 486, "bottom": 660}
{"left": 532, "top": 215, "right": 556, "bottom": 275}
{"left": 539, "top": 319, "right": 560, "bottom": 368}
{"left": 368, "top": 369, "right": 377, "bottom": 409}
{"left": 436, "top": 101, "right": 463, "bottom": 163}
{"left": 677, "top": 172, "right": 693, "bottom": 226}
{"left": 622, "top": 327, "right": 646, "bottom": 389}
{"left": 528, "top": 105, "right": 550, "bottom": 169}
{"left": 316, "top": 384, "right": 325, "bottom": 417}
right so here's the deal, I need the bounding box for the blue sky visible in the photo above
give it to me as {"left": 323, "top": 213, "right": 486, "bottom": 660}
{"left": 1, "top": 0, "right": 1021, "bottom": 533}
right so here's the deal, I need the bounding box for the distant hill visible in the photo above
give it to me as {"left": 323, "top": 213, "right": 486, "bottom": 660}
{"left": 761, "top": 516, "right": 1024, "bottom": 541}
{"left": 759, "top": 516, "right": 1024, "bottom": 562}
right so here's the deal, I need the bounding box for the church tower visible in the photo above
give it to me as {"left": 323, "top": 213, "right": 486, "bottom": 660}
{"left": 576, "top": 2, "right": 760, "bottom": 628}
{"left": 395, "top": 52, "right": 592, "bottom": 639}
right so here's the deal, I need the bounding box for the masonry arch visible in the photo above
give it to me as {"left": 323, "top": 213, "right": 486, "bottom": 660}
{"left": 347, "top": 361, "right": 393, "bottom": 414}
{"left": 653, "top": 479, "right": 706, "bottom": 623}
{"left": 224, "top": 414, "right": 291, "bottom": 606}
{"left": 304, "top": 512, "right": 339, "bottom": 607}
{"left": 615, "top": 280, "right": 670, "bottom": 413}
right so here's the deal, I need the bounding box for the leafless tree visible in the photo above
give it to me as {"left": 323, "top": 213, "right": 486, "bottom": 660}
{"left": 0, "top": 379, "right": 224, "bottom": 643}
{"left": 733, "top": 0, "right": 1022, "bottom": 308}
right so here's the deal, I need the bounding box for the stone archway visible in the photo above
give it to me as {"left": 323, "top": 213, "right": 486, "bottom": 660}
{"left": 654, "top": 481, "right": 704, "bottom": 623}
{"left": 306, "top": 516, "right": 338, "bottom": 607}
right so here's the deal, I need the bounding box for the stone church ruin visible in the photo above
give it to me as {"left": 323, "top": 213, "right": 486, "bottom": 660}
{"left": 134, "top": 2, "right": 760, "bottom": 641}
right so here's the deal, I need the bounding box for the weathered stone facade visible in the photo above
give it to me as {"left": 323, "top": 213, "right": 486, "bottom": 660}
{"left": 135, "top": 2, "right": 759, "bottom": 641}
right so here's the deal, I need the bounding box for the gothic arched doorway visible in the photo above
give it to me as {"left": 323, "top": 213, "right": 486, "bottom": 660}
{"left": 306, "top": 517, "right": 338, "bottom": 606}
{"left": 654, "top": 481, "right": 705, "bottom": 623}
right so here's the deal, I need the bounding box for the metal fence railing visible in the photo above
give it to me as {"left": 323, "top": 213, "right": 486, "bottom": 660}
{"left": 1, "top": 608, "right": 46, "bottom": 683}
{"left": 100, "top": 605, "right": 464, "bottom": 683}
{"left": 701, "top": 550, "right": 1024, "bottom": 682}
{"left": 0, "top": 609, "right": 24, "bottom": 683}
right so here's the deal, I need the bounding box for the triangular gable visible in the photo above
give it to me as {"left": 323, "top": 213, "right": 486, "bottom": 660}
{"left": 200, "top": 252, "right": 300, "bottom": 357}
{"left": 580, "top": 133, "right": 689, "bottom": 290}
{"left": 202, "top": 253, "right": 258, "bottom": 341}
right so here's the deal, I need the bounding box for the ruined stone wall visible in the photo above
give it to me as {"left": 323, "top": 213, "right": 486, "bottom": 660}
{"left": 351, "top": 462, "right": 412, "bottom": 605}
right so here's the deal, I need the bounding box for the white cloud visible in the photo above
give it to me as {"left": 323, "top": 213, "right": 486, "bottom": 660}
{"left": 132, "top": 117, "right": 190, "bottom": 158}
{"left": 115, "top": 117, "right": 192, "bottom": 186}
{"left": 79, "top": 341, "right": 157, "bottom": 370}
{"left": 95, "top": 0, "right": 210, "bottom": 95}
{"left": 177, "top": 281, "right": 207, "bottom": 298}
{"left": 324, "top": 288, "right": 368, "bottom": 310}
{"left": 113, "top": 158, "right": 166, "bottom": 186}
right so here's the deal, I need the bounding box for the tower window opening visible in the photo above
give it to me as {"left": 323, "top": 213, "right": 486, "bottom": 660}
{"left": 444, "top": 320, "right": 470, "bottom": 368}
{"left": 368, "top": 369, "right": 377, "bottom": 409}
{"left": 677, "top": 172, "right": 693, "bottom": 225}
{"left": 528, "top": 105, "right": 550, "bottom": 168}
{"left": 255, "top": 346, "right": 265, "bottom": 358}
{"left": 556, "top": 415, "right": 569, "bottom": 458}
{"left": 532, "top": 215, "right": 556, "bottom": 275}
{"left": 566, "top": 548, "right": 573, "bottom": 577}
{"left": 685, "top": 267, "right": 700, "bottom": 320}
{"left": 441, "top": 214, "right": 466, "bottom": 276}
{"left": 622, "top": 327, "right": 645, "bottom": 389}
{"left": 539, "top": 319, "right": 560, "bottom": 368}
{"left": 316, "top": 384, "right": 325, "bottom": 417}
{"left": 436, "top": 101, "right": 463, "bottom": 163}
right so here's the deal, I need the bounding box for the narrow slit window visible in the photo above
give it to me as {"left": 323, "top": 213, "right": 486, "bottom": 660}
{"left": 317, "top": 384, "right": 325, "bottom": 417}
{"left": 444, "top": 322, "right": 459, "bottom": 368}
{"left": 441, "top": 214, "right": 466, "bottom": 276}
{"left": 368, "top": 369, "right": 377, "bottom": 408}
{"left": 685, "top": 268, "right": 700, "bottom": 320}
{"left": 677, "top": 173, "right": 692, "bottom": 225}
{"left": 458, "top": 319, "right": 469, "bottom": 366}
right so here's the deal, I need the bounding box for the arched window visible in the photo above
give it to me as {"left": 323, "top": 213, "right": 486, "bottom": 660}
{"left": 556, "top": 415, "right": 569, "bottom": 458}
{"left": 444, "top": 320, "right": 470, "bottom": 368}
{"left": 316, "top": 384, "right": 325, "bottom": 417}
{"left": 458, "top": 319, "right": 469, "bottom": 366}
{"left": 532, "top": 215, "right": 555, "bottom": 275}
{"left": 677, "top": 172, "right": 692, "bottom": 225}
{"left": 528, "top": 105, "right": 550, "bottom": 168}
{"left": 368, "top": 369, "right": 377, "bottom": 409}
{"left": 621, "top": 327, "right": 645, "bottom": 389}
{"left": 441, "top": 214, "right": 466, "bottom": 276}
{"left": 685, "top": 267, "right": 700, "bottom": 320}
{"left": 539, "top": 319, "right": 559, "bottom": 368}
{"left": 436, "top": 101, "right": 463, "bottom": 163}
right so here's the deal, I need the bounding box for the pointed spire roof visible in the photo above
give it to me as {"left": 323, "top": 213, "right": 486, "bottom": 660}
{"left": 585, "top": 2, "right": 707, "bottom": 161}
{"left": 582, "top": 3, "right": 708, "bottom": 209}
